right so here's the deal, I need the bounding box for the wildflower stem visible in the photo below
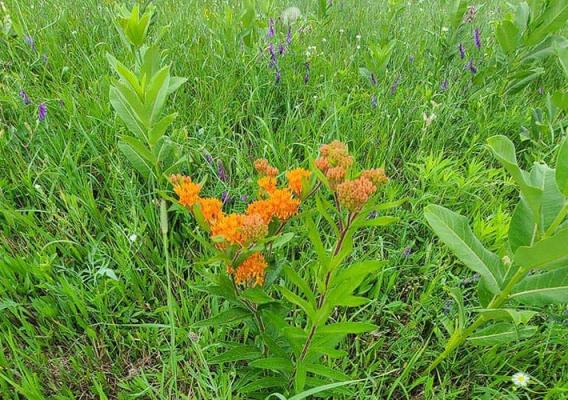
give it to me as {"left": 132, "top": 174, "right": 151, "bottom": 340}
{"left": 425, "top": 265, "right": 530, "bottom": 374}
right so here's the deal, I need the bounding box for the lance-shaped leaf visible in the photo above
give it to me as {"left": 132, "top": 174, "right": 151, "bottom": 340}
{"left": 473, "top": 308, "right": 537, "bottom": 325}
{"left": 467, "top": 322, "right": 537, "bottom": 346}
{"left": 529, "top": 164, "right": 564, "bottom": 231}
{"left": 556, "top": 136, "right": 568, "bottom": 195}
{"left": 424, "top": 205, "right": 504, "bottom": 294}
{"left": 510, "top": 269, "right": 568, "bottom": 305}
{"left": 514, "top": 227, "right": 568, "bottom": 270}
{"left": 208, "top": 344, "right": 262, "bottom": 364}
{"left": 318, "top": 322, "right": 376, "bottom": 335}
{"left": 508, "top": 199, "right": 536, "bottom": 252}
{"left": 487, "top": 136, "right": 543, "bottom": 221}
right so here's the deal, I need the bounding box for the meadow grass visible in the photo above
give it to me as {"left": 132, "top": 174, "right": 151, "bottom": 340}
{"left": 0, "top": 0, "right": 567, "bottom": 398}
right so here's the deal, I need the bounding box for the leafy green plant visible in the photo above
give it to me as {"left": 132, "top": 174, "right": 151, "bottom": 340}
{"left": 108, "top": 4, "right": 187, "bottom": 182}
{"left": 495, "top": 0, "right": 568, "bottom": 94}
{"left": 424, "top": 135, "right": 568, "bottom": 372}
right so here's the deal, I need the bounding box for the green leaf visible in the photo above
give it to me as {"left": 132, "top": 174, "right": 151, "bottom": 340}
{"left": 467, "top": 322, "right": 537, "bottom": 346}
{"left": 496, "top": 20, "right": 520, "bottom": 54}
{"left": 110, "top": 87, "right": 146, "bottom": 137}
{"left": 514, "top": 227, "right": 568, "bottom": 270}
{"left": 167, "top": 76, "right": 188, "bottom": 96}
{"left": 424, "top": 204, "right": 503, "bottom": 294}
{"left": 318, "top": 322, "right": 376, "bottom": 335}
{"left": 474, "top": 308, "right": 537, "bottom": 325}
{"left": 149, "top": 113, "right": 177, "bottom": 145}
{"left": 121, "top": 136, "right": 156, "bottom": 164}
{"left": 525, "top": 1, "right": 568, "bottom": 46}
{"left": 509, "top": 199, "right": 536, "bottom": 252}
{"left": 241, "top": 287, "right": 276, "bottom": 305}
{"left": 145, "top": 66, "right": 171, "bottom": 124}
{"left": 249, "top": 357, "right": 292, "bottom": 372}
{"left": 294, "top": 361, "right": 307, "bottom": 393}
{"left": 285, "top": 379, "right": 364, "bottom": 400}
{"left": 556, "top": 136, "right": 568, "bottom": 195}
{"left": 278, "top": 286, "right": 317, "bottom": 322}
{"left": 328, "top": 260, "right": 385, "bottom": 302}
{"left": 241, "top": 377, "right": 286, "bottom": 394}
{"left": 530, "top": 164, "right": 564, "bottom": 231}
{"left": 304, "top": 213, "right": 329, "bottom": 265}
{"left": 510, "top": 269, "right": 568, "bottom": 305}
{"left": 118, "top": 141, "right": 153, "bottom": 178}
{"left": 193, "top": 307, "right": 250, "bottom": 328}
{"left": 305, "top": 363, "right": 351, "bottom": 382}
{"left": 284, "top": 266, "right": 316, "bottom": 306}
{"left": 487, "top": 136, "right": 543, "bottom": 220}
{"left": 208, "top": 344, "right": 262, "bottom": 364}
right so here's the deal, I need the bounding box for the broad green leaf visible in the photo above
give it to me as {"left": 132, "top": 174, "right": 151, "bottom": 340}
{"left": 328, "top": 260, "right": 385, "bottom": 302}
{"left": 154, "top": 137, "right": 177, "bottom": 169}
{"left": 504, "top": 67, "right": 545, "bottom": 94}
{"left": 335, "top": 295, "right": 370, "bottom": 307}
{"left": 271, "top": 232, "right": 295, "bottom": 249}
{"left": 145, "top": 66, "right": 171, "bottom": 124}
{"left": 487, "top": 136, "right": 542, "bottom": 220}
{"left": 149, "top": 113, "right": 177, "bottom": 145}
{"left": 529, "top": 164, "right": 564, "bottom": 230}
{"left": 193, "top": 307, "right": 250, "bottom": 328}
{"left": 208, "top": 344, "right": 262, "bottom": 364}
{"left": 249, "top": 357, "right": 292, "bottom": 372}
{"left": 118, "top": 141, "right": 153, "bottom": 178}
{"left": 121, "top": 136, "right": 156, "bottom": 164}
{"left": 241, "top": 377, "right": 286, "bottom": 394}
{"left": 318, "top": 322, "right": 376, "bottom": 335}
{"left": 510, "top": 269, "right": 568, "bottom": 305}
{"left": 514, "top": 228, "right": 568, "bottom": 270}
{"left": 167, "top": 76, "right": 188, "bottom": 96}
{"left": 496, "top": 20, "right": 519, "bottom": 54}
{"left": 508, "top": 199, "right": 536, "bottom": 252}
{"left": 294, "top": 361, "right": 307, "bottom": 393}
{"left": 424, "top": 205, "right": 503, "bottom": 294}
{"left": 525, "top": 1, "right": 568, "bottom": 46}
{"left": 305, "top": 363, "right": 351, "bottom": 382}
{"left": 140, "top": 45, "right": 161, "bottom": 81}
{"left": 556, "top": 137, "right": 568, "bottom": 195}
{"left": 110, "top": 87, "right": 146, "bottom": 137}
{"left": 474, "top": 308, "right": 537, "bottom": 325}
{"left": 467, "top": 322, "right": 537, "bottom": 346}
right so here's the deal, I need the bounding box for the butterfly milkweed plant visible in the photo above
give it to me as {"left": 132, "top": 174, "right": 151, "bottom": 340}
{"left": 424, "top": 135, "right": 568, "bottom": 373}
{"left": 171, "top": 141, "right": 400, "bottom": 397}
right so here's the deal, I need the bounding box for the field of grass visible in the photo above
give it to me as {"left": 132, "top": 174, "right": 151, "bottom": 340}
{"left": 1, "top": 0, "right": 567, "bottom": 399}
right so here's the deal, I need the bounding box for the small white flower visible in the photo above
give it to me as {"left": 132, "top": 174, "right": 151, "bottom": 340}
{"left": 34, "top": 184, "right": 42, "bottom": 191}
{"left": 71, "top": 30, "right": 77, "bottom": 35}
{"left": 339, "top": 28, "right": 344, "bottom": 34}
{"left": 322, "top": 38, "right": 327, "bottom": 43}
{"left": 356, "top": 45, "right": 361, "bottom": 50}
{"left": 356, "top": 34, "right": 361, "bottom": 40}
{"left": 512, "top": 372, "right": 530, "bottom": 387}
{"left": 281, "top": 6, "right": 302, "bottom": 25}
{"left": 441, "top": 26, "right": 449, "bottom": 32}
{"left": 129, "top": 234, "right": 138, "bottom": 243}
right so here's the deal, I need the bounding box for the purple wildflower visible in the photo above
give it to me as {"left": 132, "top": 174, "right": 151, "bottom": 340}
{"left": 38, "top": 103, "right": 47, "bottom": 121}
{"left": 268, "top": 43, "right": 277, "bottom": 68}
{"left": 267, "top": 18, "right": 275, "bottom": 38}
{"left": 440, "top": 79, "right": 449, "bottom": 91}
{"left": 286, "top": 26, "right": 292, "bottom": 45}
{"left": 278, "top": 43, "right": 285, "bottom": 55}
{"left": 275, "top": 69, "right": 281, "bottom": 83}
{"left": 24, "top": 35, "right": 36, "bottom": 51}
{"left": 304, "top": 62, "right": 310, "bottom": 84}
{"left": 19, "top": 90, "right": 31, "bottom": 105}
{"left": 408, "top": 55, "right": 415, "bottom": 64}
{"left": 204, "top": 152, "right": 214, "bottom": 165}
{"left": 240, "top": 194, "right": 249, "bottom": 203}
{"left": 217, "top": 160, "right": 228, "bottom": 182}
{"left": 390, "top": 75, "right": 400, "bottom": 95}
{"left": 368, "top": 211, "right": 378, "bottom": 219}
{"left": 402, "top": 246, "right": 412, "bottom": 257}
{"left": 370, "top": 73, "right": 377, "bottom": 86}
{"left": 474, "top": 28, "right": 481, "bottom": 49}
{"left": 467, "top": 59, "right": 477, "bottom": 74}
{"left": 371, "top": 94, "right": 378, "bottom": 108}
{"left": 459, "top": 43, "right": 466, "bottom": 59}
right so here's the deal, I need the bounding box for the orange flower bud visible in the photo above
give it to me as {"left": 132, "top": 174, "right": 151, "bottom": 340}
{"left": 361, "top": 168, "right": 388, "bottom": 186}
{"left": 240, "top": 213, "right": 268, "bottom": 244}
{"left": 254, "top": 159, "right": 278, "bottom": 177}
{"left": 233, "top": 252, "right": 268, "bottom": 286}
{"left": 258, "top": 176, "right": 277, "bottom": 195}
{"left": 171, "top": 175, "right": 201, "bottom": 208}
{"left": 210, "top": 213, "right": 244, "bottom": 246}
{"left": 197, "top": 198, "right": 224, "bottom": 224}
{"left": 336, "top": 177, "right": 377, "bottom": 211}
{"left": 286, "top": 168, "right": 311, "bottom": 196}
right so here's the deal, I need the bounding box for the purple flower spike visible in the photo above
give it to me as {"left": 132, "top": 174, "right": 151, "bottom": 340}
{"left": 467, "top": 59, "right": 477, "bottom": 74}
{"left": 304, "top": 62, "right": 310, "bottom": 84}
{"left": 268, "top": 43, "right": 277, "bottom": 68}
{"left": 19, "top": 90, "right": 31, "bottom": 105}
{"left": 204, "top": 151, "right": 214, "bottom": 165}
{"left": 38, "top": 103, "right": 47, "bottom": 121}
{"left": 240, "top": 194, "right": 249, "bottom": 203}
{"left": 267, "top": 18, "right": 275, "bottom": 38}
{"left": 409, "top": 55, "right": 415, "bottom": 64}
{"left": 440, "top": 79, "right": 449, "bottom": 91}
{"left": 286, "top": 26, "right": 292, "bottom": 45}
{"left": 474, "top": 28, "right": 481, "bottom": 49}
{"left": 370, "top": 73, "right": 377, "bottom": 86}
{"left": 402, "top": 247, "right": 412, "bottom": 257}
{"left": 278, "top": 43, "right": 285, "bottom": 55}
{"left": 459, "top": 43, "right": 465, "bottom": 59}
{"left": 390, "top": 76, "right": 400, "bottom": 95}
{"left": 217, "top": 160, "right": 228, "bottom": 182}
{"left": 371, "top": 94, "right": 378, "bottom": 108}
{"left": 275, "top": 69, "right": 281, "bottom": 83}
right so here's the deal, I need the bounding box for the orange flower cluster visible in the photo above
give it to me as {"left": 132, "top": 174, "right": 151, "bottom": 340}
{"left": 315, "top": 140, "right": 354, "bottom": 188}
{"left": 171, "top": 159, "right": 308, "bottom": 288}
{"left": 233, "top": 253, "right": 268, "bottom": 286}
{"left": 171, "top": 175, "right": 201, "bottom": 208}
